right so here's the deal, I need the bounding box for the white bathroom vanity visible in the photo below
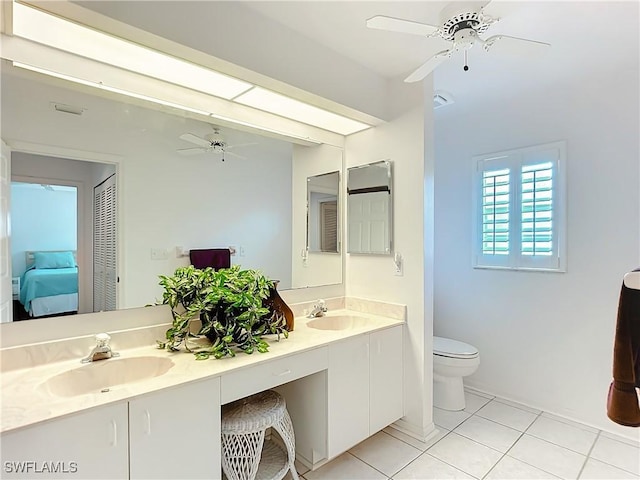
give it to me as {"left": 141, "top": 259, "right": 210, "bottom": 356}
{"left": 1, "top": 302, "right": 404, "bottom": 479}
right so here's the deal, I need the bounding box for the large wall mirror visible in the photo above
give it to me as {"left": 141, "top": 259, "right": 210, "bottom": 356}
{"left": 307, "top": 171, "right": 340, "bottom": 254}
{"left": 347, "top": 160, "right": 393, "bottom": 255}
{"left": 0, "top": 63, "right": 344, "bottom": 328}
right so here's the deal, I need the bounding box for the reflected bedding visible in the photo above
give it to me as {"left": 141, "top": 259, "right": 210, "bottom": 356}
{"left": 20, "top": 267, "right": 79, "bottom": 313}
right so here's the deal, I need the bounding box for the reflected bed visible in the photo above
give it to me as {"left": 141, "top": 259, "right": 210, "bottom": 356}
{"left": 19, "top": 251, "right": 78, "bottom": 317}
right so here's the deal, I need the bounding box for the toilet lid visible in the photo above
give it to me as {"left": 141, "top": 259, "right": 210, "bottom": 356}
{"left": 433, "top": 336, "right": 478, "bottom": 359}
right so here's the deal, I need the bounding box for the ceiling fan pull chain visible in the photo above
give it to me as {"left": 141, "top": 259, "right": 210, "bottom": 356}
{"left": 463, "top": 50, "right": 469, "bottom": 71}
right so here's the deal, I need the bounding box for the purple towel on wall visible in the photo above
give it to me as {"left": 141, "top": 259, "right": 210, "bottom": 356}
{"left": 189, "top": 249, "right": 231, "bottom": 270}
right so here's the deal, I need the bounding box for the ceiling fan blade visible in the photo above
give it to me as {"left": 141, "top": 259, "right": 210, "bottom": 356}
{"left": 179, "top": 133, "right": 211, "bottom": 148}
{"left": 404, "top": 50, "right": 453, "bottom": 83}
{"left": 177, "top": 147, "right": 207, "bottom": 156}
{"left": 366, "top": 15, "right": 439, "bottom": 37}
{"left": 480, "top": 0, "right": 517, "bottom": 21}
{"left": 223, "top": 150, "right": 246, "bottom": 160}
{"left": 226, "top": 142, "right": 258, "bottom": 151}
{"left": 483, "top": 35, "right": 550, "bottom": 56}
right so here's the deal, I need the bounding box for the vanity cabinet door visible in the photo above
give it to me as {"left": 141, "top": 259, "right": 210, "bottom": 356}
{"left": 327, "top": 334, "right": 369, "bottom": 458}
{"left": 1, "top": 402, "right": 128, "bottom": 479}
{"left": 370, "top": 325, "right": 404, "bottom": 434}
{"left": 129, "top": 377, "right": 221, "bottom": 480}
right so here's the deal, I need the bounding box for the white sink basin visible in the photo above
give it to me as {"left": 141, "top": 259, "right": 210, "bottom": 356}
{"left": 42, "top": 356, "right": 174, "bottom": 397}
{"left": 306, "top": 315, "right": 373, "bottom": 331}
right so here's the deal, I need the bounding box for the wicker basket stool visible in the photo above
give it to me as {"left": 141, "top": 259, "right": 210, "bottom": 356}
{"left": 221, "top": 390, "right": 299, "bottom": 480}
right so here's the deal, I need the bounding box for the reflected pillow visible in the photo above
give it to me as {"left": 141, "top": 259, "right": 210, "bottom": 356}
{"left": 34, "top": 251, "right": 76, "bottom": 269}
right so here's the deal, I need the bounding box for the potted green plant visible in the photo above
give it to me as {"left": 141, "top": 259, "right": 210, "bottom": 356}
{"left": 157, "top": 265, "right": 289, "bottom": 359}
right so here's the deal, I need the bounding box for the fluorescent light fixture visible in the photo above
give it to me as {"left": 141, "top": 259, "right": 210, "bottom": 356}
{"left": 12, "top": 2, "right": 252, "bottom": 100}
{"left": 11, "top": 1, "right": 368, "bottom": 140}
{"left": 209, "top": 113, "right": 322, "bottom": 145}
{"left": 234, "top": 87, "right": 371, "bottom": 136}
{"left": 13, "top": 62, "right": 322, "bottom": 144}
{"left": 13, "top": 62, "right": 211, "bottom": 116}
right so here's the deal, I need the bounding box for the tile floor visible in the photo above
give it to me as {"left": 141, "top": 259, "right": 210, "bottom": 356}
{"left": 290, "top": 390, "right": 640, "bottom": 480}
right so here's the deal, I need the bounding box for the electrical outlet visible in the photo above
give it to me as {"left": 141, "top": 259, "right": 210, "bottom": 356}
{"left": 239, "top": 246, "right": 246, "bottom": 257}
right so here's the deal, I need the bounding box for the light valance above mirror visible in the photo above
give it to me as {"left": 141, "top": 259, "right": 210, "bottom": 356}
{"left": 347, "top": 160, "right": 393, "bottom": 255}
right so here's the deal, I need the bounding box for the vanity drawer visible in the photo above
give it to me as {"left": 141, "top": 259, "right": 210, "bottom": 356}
{"left": 221, "top": 347, "right": 328, "bottom": 404}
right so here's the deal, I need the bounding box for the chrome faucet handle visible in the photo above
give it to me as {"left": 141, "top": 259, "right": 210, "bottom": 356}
{"left": 81, "top": 333, "right": 119, "bottom": 363}
{"left": 307, "top": 299, "right": 328, "bottom": 318}
{"left": 95, "top": 333, "right": 111, "bottom": 347}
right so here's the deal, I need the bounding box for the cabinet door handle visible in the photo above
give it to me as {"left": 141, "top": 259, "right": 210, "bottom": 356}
{"left": 110, "top": 419, "right": 117, "bottom": 447}
{"left": 273, "top": 369, "right": 291, "bottom": 377}
{"left": 144, "top": 410, "right": 151, "bottom": 435}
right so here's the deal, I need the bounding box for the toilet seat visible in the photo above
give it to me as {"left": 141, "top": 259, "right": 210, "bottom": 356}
{"left": 434, "top": 336, "right": 478, "bottom": 359}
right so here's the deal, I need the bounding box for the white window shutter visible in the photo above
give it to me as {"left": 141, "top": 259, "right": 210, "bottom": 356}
{"left": 473, "top": 142, "right": 566, "bottom": 272}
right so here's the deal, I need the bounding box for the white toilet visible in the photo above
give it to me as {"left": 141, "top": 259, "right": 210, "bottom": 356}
{"left": 433, "top": 336, "right": 480, "bottom": 411}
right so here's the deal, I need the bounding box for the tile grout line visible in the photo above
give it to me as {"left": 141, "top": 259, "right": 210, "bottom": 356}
{"left": 480, "top": 408, "right": 543, "bottom": 480}
{"left": 345, "top": 449, "right": 400, "bottom": 480}
{"left": 583, "top": 432, "right": 640, "bottom": 477}
{"left": 387, "top": 429, "right": 485, "bottom": 480}
{"left": 576, "top": 429, "right": 601, "bottom": 480}
{"left": 383, "top": 429, "right": 457, "bottom": 479}
{"left": 476, "top": 397, "right": 606, "bottom": 477}
{"left": 421, "top": 451, "right": 482, "bottom": 479}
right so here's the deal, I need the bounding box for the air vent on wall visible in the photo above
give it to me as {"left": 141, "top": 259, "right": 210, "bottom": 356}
{"left": 51, "top": 102, "right": 85, "bottom": 115}
{"left": 433, "top": 90, "right": 454, "bottom": 109}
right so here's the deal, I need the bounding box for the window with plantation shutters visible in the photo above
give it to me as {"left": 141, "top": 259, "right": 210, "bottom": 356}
{"left": 481, "top": 168, "right": 510, "bottom": 256}
{"left": 521, "top": 162, "right": 553, "bottom": 257}
{"left": 473, "top": 141, "right": 566, "bottom": 271}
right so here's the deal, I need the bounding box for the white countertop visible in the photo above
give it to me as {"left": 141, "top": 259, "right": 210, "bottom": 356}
{"left": 1, "top": 309, "right": 404, "bottom": 434}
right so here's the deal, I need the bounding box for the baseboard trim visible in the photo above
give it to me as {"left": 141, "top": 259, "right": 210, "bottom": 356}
{"left": 389, "top": 419, "right": 438, "bottom": 443}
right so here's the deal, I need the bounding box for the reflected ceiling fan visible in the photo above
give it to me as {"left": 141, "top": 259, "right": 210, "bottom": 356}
{"left": 177, "top": 126, "right": 256, "bottom": 161}
{"left": 366, "top": 1, "right": 550, "bottom": 83}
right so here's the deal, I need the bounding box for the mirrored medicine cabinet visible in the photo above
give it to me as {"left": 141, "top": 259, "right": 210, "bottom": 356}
{"left": 346, "top": 160, "right": 393, "bottom": 255}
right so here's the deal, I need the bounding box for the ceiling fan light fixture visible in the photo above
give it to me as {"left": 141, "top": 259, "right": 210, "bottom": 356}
{"left": 369, "top": 1, "right": 550, "bottom": 84}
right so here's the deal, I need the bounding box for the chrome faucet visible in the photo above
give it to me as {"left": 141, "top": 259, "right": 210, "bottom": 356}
{"left": 307, "top": 299, "right": 327, "bottom": 318}
{"left": 81, "top": 333, "right": 120, "bottom": 363}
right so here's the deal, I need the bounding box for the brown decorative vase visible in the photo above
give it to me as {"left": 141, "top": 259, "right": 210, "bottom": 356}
{"left": 265, "top": 281, "right": 294, "bottom": 331}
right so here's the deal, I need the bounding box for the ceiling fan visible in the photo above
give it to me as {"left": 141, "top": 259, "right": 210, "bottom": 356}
{"left": 366, "top": 1, "right": 550, "bottom": 83}
{"left": 177, "top": 126, "right": 256, "bottom": 161}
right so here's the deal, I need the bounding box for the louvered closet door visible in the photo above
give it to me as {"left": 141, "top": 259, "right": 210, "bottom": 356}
{"left": 94, "top": 175, "right": 117, "bottom": 311}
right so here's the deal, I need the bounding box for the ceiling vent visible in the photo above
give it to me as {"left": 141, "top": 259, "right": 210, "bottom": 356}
{"left": 51, "top": 102, "right": 85, "bottom": 116}
{"left": 433, "top": 90, "right": 454, "bottom": 109}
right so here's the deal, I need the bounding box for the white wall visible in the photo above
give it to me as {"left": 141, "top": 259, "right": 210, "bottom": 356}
{"left": 120, "top": 141, "right": 293, "bottom": 308}
{"left": 434, "top": 69, "right": 640, "bottom": 439}
{"left": 345, "top": 78, "right": 435, "bottom": 440}
{"left": 10, "top": 183, "right": 77, "bottom": 275}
